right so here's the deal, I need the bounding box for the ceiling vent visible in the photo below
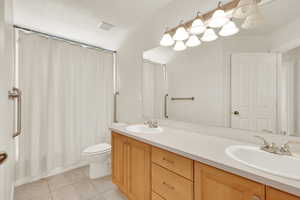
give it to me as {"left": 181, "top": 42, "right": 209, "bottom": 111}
{"left": 98, "top": 21, "right": 115, "bottom": 31}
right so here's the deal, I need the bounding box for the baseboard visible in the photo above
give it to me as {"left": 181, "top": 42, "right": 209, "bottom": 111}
{"left": 15, "top": 161, "right": 89, "bottom": 186}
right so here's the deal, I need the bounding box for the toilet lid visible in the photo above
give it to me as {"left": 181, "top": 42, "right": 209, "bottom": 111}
{"left": 83, "top": 143, "right": 111, "bottom": 154}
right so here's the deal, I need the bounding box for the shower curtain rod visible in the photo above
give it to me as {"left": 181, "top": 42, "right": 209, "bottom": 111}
{"left": 14, "top": 25, "right": 117, "bottom": 53}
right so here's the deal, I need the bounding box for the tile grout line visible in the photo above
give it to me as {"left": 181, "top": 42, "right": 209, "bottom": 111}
{"left": 15, "top": 167, "right": 123, "bottom": 200}
{"left": 45, "top": 179, "right": 54, "bottom": 200}
{"left": 86, "top": 176, "right": 117, "bottom": 200}
{"left": 47, "top": 167, "right": 87, "bottom": 194}
{"left": 80, "top": 167, "right": 105, "bottom": 199}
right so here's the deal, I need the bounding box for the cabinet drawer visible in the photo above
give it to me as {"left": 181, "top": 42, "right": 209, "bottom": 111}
{"left": 152, "top": 147, "right": 193, "bottom": 180}
{"left": 152, "top": 192, "right": 165, "bottom": 200}
{"left": 152, "top": 163, "right": 193, "bottom": 200}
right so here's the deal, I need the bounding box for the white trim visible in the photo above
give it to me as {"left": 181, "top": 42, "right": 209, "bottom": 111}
{"left": 15, "top": 162, "right": 90, "bottom": 186}
{"left": 223, "top": 53, "right": 232, "bottom": 128}
{"left": 287, "top": 61, "right": 295, "bottom": 136}
{"left": 274, "top": 54, "right": 279, "bottom": 134}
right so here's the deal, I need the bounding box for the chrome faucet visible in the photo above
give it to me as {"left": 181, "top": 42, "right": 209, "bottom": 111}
{"left": 278, "top": 141, "right": 300, "bottom": 156}
{"left": 254, "top": 135, "right": 278, "bottom": 154}
{"left": 254, "top": 136, "right": 300, "bottom": 156}
{"left": 144, "top": 119, "right": 159, "bottom": 128}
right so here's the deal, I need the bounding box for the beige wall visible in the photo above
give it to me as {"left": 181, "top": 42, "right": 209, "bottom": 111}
{"left": 164, "top": 37, "right": 270, "bottom": 127}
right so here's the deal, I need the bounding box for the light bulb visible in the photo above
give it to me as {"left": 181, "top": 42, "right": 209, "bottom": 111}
{"left": 190, "top": 18, "right": 206, "bottom": 35}
{"left": 186, "top": 35, "right": 201, "bottom": 47}
{"left": 160, "top": 33, "right": 175, "bottom": 46}
{"left": 209, "top": 9, "right": 229, "bottom": 28}
{"left": 241, "top": 6, "right": 263, "bottom": 29}
{"left": 201, "top": 28, "right": 218, "bottom": 42}
{"left": 219, "top": 21, "right": 239, "bottom": 37}
{"left": 173, "top": 41, "right": 187, "bottom": 51}
{"left": 173, "top": 26, "right": 189, "bottom": 41}
{"left": 233, "top": 0, "right": 256, "bottom": 19}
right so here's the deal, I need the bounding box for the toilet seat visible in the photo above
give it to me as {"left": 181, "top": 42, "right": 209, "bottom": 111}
{"left": 83, "top": 143, "right": 111, "bottom": 156}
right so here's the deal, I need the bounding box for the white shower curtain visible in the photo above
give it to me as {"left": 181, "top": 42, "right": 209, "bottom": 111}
{"left": 16, "top": 31, "right": 114, "bottom": 182}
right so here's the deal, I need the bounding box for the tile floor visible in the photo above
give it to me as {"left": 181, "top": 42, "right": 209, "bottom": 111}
{"left": 14, "top": 166, "right": 127, "bottom": 200}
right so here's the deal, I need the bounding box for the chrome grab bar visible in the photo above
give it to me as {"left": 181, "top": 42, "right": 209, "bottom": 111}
{"left": 171, "top": 97, "right": 195, "bottom": 101}
{"left": 8, "top": 87, "right": 22, "bottom": 138}
{"left": 0, "top": 152, "right": 8, "bottom": 165}
{"left": 164, "top": 94, "right": 168, "bottom": 119}
{"left": 113, "top": 91, "right": 119, "bottom": 123}
{"left": 261, "top": 129, "right": 273, "bottom": 134}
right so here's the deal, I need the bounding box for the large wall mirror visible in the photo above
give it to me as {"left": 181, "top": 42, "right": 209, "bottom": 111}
{"left": 142, "top": 0, "right": 300, "bottom": 137}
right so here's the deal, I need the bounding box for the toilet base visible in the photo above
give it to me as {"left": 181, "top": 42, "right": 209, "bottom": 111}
{"left": 89, "top": 161, "right": 111, "bottom": 179}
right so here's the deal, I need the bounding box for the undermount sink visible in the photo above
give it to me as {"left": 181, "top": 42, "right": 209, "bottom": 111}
{"left": 126, "top": 124, "right": 163, "bottom": 134}
{"left": 226, "top": 145, "right": 300, "bottom": 180}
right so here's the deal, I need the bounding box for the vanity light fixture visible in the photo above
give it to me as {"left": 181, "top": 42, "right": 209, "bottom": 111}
{"left": 160, "top": 29, "right": 175, "bottom": 46}
{"left": 241, "top": 3, "right": 263, "bottom": 29}
{"left": 209, "top": 2, "right": 230, "bottom": 28}
{"left": 186, "top": 35, "right": 201, "bottom": 47}
{"left": 173, "top": 40, "right": 187, "bottom": 51}
{"left": 233, "top": 0, "right": 256, "bottom": 19}
{"left": 219, "top": 20, "right": 239, "bottom": 37}
{"left": 190, "top": 12, "right": 206, "bottom": 35}
{"left": 173, "top": 21, "right": 189, "bottom": 41}
{"left": 159, "top": 0, "right": 266, "bottom": 51}
{"left": 201, "top": 28, "right": 218, "bottom": 42}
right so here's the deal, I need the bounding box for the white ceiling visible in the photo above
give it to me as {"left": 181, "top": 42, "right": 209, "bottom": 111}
{"left": 13, "top": 0, "right": 300, "bottom": 52}
{"left": 13, "top": 0, "right": 174, "bottom": 50}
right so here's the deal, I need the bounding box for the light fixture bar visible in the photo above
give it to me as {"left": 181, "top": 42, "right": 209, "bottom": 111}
{"left": 166, "top": 0, "right": 273, "bottom": 36}
{"left": 166, "top": 0, "right": 240, "bottom": 35}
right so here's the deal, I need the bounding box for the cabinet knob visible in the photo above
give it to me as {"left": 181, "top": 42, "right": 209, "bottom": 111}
{"left": 162, "top": 181, "right": 175, "bottom": 190}
{"left": 163, "top": 157, "right": 174, "bottom": 164}
{"left": 251, "top": 195, "right": 261, "bottom": 200}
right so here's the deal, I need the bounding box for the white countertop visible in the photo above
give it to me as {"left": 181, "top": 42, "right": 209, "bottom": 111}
{"left": 110, "top": 124, "right": 300, "bottom": 197}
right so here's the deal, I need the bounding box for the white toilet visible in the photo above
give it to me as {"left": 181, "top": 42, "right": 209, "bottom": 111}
{"left": 82, "top": 143, "right": 112, "bottom": 179}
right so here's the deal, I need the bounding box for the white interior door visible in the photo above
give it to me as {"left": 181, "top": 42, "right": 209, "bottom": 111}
{"left": 231, "top": 53, "right": 277, "bottom": 134}
{"left": 0, "top": 0, "right": 15, "bottom": 200}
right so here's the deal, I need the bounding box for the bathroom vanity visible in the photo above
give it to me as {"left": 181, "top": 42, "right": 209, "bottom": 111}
{"left": 111, "top": 126, "right": 300, "bottom": 200}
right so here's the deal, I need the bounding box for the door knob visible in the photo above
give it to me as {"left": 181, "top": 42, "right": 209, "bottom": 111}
{"left": 0, "top": 152, "right": 8, "bottom": 165}
{"left": 233, "top": 111, "right": 240, "bottom": 115}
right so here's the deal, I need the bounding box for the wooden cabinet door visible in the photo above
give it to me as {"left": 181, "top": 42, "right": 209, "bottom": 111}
{"left": 266, "top": 187, "right": 300, "bottom": 200}
{"left": 127, "top": 138, "right": 151, "bottom": 200}
{"left": 112, "top": 132, "right": 128, "bottom": 193}
{"left": 195, "top": 162, "right": 265, "bottom": 200}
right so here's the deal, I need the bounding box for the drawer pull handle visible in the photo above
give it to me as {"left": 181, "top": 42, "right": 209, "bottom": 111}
{"left": 251, "top": 195, "right": 261, "bottom": 200}
{"left": 162, "top": 157, "right": 174, "bottom": 164}
{"left": 162, "top": 181, "right": 175, "bottom": 190}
